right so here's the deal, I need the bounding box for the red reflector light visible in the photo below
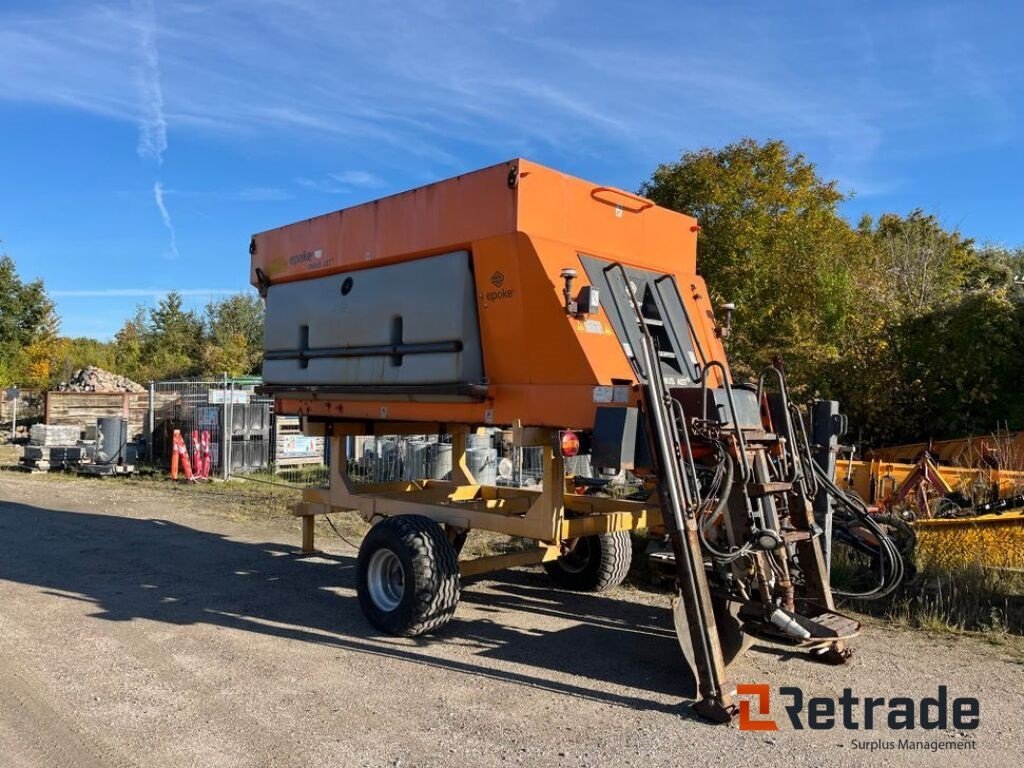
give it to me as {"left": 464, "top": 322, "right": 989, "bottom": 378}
{"left": 560, "top": 430, "right": 581, "bottom": 457}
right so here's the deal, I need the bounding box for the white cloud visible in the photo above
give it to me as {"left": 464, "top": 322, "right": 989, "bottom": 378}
{"left": 0, "top": 1, "right": 1015, "bottom": 198}
{"left": 237, "top": 186, "right": 294, "bottom": 201}
{"left": 152, "top": 181, "right": 178, "bottom": 259}
{"left": 294, "top": 176, "right": 348, "bottom": 195}
{"left": 329, "top": 170, "right": 385, "bottom": 188}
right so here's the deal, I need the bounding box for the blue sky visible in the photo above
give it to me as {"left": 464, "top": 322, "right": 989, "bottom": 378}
{"left": 1, "top": 0, "right": 1022, "bottom": 339}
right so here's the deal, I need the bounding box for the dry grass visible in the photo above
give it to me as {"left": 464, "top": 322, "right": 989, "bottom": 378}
{"left": 0, "top": 442, "right": 20, "bottom": 465}
{"left": 890, "top": 565, "right": 1024, "bottom": 633}
{"left": 838, "top": 552, "right": 1024, "bottom": 639}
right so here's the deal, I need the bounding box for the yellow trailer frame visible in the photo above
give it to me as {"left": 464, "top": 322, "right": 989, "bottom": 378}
{"left": 292, "top": 421, "right": 661, "bottom": 577}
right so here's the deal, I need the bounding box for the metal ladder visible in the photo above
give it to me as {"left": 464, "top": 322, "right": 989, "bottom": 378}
{"left": 605, "top": 263, "right": 737, "bottom": 722}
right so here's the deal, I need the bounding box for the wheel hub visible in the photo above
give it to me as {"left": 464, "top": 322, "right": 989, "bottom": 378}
{"left": 558, "top": 537, "right": 593, "bottom": 573}
{"left": 367, "top": 548, "right": 405, "bottom": 611}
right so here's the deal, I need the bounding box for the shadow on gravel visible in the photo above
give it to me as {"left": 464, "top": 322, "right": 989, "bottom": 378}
{"left": 0, "top": 501, "right": 698, "bottom": 717}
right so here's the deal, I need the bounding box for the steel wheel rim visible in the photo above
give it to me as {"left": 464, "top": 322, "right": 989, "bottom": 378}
{"left": 367, "top": 548, "right": 405, "bottom": 612}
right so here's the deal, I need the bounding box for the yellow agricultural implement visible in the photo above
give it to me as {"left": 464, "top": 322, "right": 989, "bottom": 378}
{"left": 835, "top": 453, "right": 1024, "bottom": 571}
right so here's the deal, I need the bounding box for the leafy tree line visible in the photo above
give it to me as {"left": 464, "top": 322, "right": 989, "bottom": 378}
{"left": 0, "top": 252, "right": 62, "bottom": 388}
{"left": 102, "top": 291, "right": 263, "bottom": 383}
{"left": 0, "top": 251, "right": 263, "bottom": 388}
{"left": 641, "top": 139, "right": 1024, "bottom": 444}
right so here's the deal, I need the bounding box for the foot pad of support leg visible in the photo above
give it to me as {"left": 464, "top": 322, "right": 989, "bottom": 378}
{"left": 808, "top": 642, "right": 853, "bottom": 665}
{"left": 691, "top": 697, "right": 738, "bottom": 724}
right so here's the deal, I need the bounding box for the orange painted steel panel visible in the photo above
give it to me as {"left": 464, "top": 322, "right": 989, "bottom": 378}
{"left": 252, "top": 158, "right": 727, "bottom": 427}
{"left": 251, "top": 162, "right": 516, "bottom": 285}
{"left": 514, "top": 159, "right": 697, "bottom": 275}
{"left": 250, "top": 159, "right": 698, "bottom": 286}
{"left": 274, "top": 384, "right": 627, "bottom": 429}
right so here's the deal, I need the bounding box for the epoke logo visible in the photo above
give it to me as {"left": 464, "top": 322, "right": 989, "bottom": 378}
{"left": 490, "top": 270, "right": 505, "bottom": 287}
{"left": 290, "top": 248, "right": 323, "bottom": 266}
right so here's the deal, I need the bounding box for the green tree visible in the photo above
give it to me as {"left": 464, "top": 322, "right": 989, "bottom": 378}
{"left": 201, "top": 293, "right": 264, "bottom": 377}
{"left": 970, "top": 244, "right": 1024, "bottom": 296}
{"left": 57, "top": 337, "right": 117, "bottom": 382}
{"left": 142, "top": 291, "right": 204, "bottom": 379}
{"left": 109, "top": 292, "right": 264, "bottom": 382}
{"left": 639, "top": 139, "right": 1024, "bottom": 445}
{"left": 893, "top": 293, "right": 1024, "bottom": 439}
{"left": 0, "top": 250, "right": 63, "bottom": 388}
{"left": 639, "top": 138, "right": 870, "bottom": 391}
{"left": 848, "top": 220, "right": 1024, "bottom": 442}
{"left": 858, "top": 210, "right": 978, "bottom": 315}
{"left": 112, "top": 307, "right": 147, "bottom": 382}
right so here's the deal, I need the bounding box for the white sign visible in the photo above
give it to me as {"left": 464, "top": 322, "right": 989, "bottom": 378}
{"left": 208, "top": 389, "right": 250, "bottom": 404}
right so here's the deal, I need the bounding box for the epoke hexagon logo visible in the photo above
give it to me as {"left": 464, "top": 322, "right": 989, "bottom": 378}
{"left": 490, "top": 270, "right": 505, "bottom": 288}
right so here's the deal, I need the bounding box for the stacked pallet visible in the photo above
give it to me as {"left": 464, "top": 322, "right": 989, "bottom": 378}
{"left": 22, "top": 424, "right": 84, "bottom": 472}
{"left": 30, "top": 423, "right": 80, "bottom": 445}
{"left": 275, "top": 416, "right": 325, "bottom": 470}
{"left": 21, "top": 444, "right": 86, "bottom": 472}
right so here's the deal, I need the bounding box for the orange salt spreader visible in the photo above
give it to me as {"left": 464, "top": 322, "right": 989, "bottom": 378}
{"left": 250, "top": 158, "right": 876, "bottom": 723}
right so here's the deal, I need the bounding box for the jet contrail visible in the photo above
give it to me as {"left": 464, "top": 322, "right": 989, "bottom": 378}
{"left": 134, "top": 0, "right": 166, "bottom": 164}
{"left": 134, "top": 1, "right": 177, "bottom": 259}
{"left": 153, "top": 181, "right": 178, "bottom": 259}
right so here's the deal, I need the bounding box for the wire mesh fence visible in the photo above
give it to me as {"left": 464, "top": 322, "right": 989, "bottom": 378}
{"left": 148, "top": 378, "right": 231, "bottom": 476}
{"left": 344, "top": 430, "right": 599, "bottom": 489}
{"left": 13, "top": 374, "right": 629, "bottom": 494}
{"left": 145, "top": 377, "right": 328, "bottom": 486}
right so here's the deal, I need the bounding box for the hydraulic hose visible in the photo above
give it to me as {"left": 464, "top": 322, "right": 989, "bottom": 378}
{"left": 696, "top": 444, "right": 752, "bottom": 563}
{"left": 811, "top": 462, "right": 906, "bottom": 600}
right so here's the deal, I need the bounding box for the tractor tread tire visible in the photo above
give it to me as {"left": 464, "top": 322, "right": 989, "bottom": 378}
{"left": 356, "top": 515, "right": 460, "bottom": 637}
{"left": 544, "top": 530, "right": 632, "bottom": 592}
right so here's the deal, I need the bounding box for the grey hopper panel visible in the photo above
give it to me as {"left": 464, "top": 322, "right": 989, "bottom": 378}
{"left": 262, "top": 250, "right": 484, "bottom": 388}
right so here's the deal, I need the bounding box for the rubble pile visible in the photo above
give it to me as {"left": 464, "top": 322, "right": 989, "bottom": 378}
{"left": 58, "top": 366, "right": 145, "bottom": 393}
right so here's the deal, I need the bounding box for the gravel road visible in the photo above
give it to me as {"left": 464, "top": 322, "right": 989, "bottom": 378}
{"left": 1, "top": 473, "right": 1022, "bottom": 768}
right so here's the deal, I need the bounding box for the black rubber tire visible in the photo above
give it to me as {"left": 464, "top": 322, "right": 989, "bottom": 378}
{"left": 543, "top": 531, "right": 632, "bottom": 592}
{"left": 356, "top": 515, "right": 460, "bottom": 636}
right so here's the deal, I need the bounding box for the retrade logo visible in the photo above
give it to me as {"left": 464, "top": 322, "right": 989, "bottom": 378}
{"left": 490, "top": 270, "right": 505, "bottom": 287}
{"left": 737, "top": 684, "right": 980, "bottom": 734}
{"left": 737, "top": 684, "right": 778, "bottom": 731}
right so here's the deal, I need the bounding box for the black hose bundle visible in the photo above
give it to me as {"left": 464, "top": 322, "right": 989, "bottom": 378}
{"left": 811, "top": 462, "right": 906, "bottom": 600}
{"left": 693, "top": 442, "right": 751, "bottom": 562}
{"left": 690, "top": 435, "right": 905, "bottom": 599}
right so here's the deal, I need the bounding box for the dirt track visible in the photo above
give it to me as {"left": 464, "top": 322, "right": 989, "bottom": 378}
{"left": 1, "top": 472, "right": 1022, "bottom": 768}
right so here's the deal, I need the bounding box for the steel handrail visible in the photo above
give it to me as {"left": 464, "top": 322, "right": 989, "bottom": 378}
{"left": 653, "top": 273, "right": 708, "bottom": 371}
{"left": 756, "top": 365, "right": 801, "bottom": 485}
{"left": 700, "top": 360, "right": 752, "bottom": 482}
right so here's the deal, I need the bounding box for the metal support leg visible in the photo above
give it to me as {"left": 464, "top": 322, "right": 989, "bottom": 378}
{"left": 450, "top": 427, "right": 477, "bottom": 485}
{"left": 301, "top": 516, "right": 316, "bottom": 553}
{"left": 666, "top": 511, "right": 737, "bottom": 722}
